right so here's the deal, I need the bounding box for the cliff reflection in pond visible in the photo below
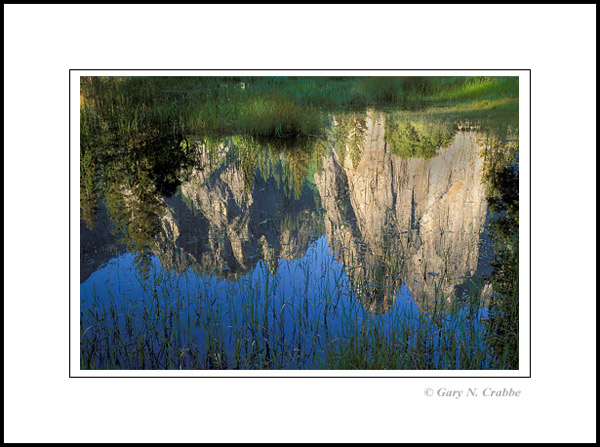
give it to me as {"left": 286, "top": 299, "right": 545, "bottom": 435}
{"left": 80, "top": 76, "right": 519, "bottom": 370}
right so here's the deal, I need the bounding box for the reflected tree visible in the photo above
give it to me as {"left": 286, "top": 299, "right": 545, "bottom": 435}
{"left": 80, "top": 77, "right": 195, "bottom": 277}
{"left": 332, "top": 111, "right": 368, "bottom": 169}
{"left": 480, "top": 130, "right": 519, "bottom": 369}
{"left": 384, "top": 113, "right": 456, "bottom": 159}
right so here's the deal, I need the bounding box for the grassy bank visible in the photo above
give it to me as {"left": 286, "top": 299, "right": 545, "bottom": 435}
{"left": 80, "top": 76, "right": 518, "bottom": 140}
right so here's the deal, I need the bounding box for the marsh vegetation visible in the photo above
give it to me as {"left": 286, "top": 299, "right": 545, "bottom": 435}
{"left": 80, "top": 76, "right": 519, "bottom": 370}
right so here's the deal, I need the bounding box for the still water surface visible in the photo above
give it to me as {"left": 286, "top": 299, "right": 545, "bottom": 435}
{"left": 80, "top": 110, "right": 497, "bottom": 369}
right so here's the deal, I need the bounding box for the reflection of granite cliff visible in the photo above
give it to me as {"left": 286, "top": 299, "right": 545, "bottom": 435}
{"left": 154, "top": 142, "right": 324, "bottom": 278}
{"left": 80, "top": 201, "right": 125, "bottom": 283}
{"left": 314, "top": 111, "right": 491, "bottom": 312}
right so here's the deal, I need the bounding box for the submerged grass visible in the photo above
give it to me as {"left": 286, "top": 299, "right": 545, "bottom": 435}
{"left": 81, "top": 239, "right": 510, "bottom": 370}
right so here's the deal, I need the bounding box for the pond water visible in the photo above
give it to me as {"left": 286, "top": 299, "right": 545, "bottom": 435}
{"left": 80, "top": 108, "right": 511, "bottom": 370}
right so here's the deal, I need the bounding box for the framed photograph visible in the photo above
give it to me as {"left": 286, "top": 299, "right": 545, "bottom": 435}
{"left": 70, "top": 70, "right": 530, "bottom": 378}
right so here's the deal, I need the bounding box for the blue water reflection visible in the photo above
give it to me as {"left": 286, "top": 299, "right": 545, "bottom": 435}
{"left": 81, "top": 235, "right": 426, "bottom": 369}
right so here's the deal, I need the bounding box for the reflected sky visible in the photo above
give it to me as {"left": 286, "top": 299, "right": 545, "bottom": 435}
{"left": 82, "top": 235, "right": 428, "bottom": 369}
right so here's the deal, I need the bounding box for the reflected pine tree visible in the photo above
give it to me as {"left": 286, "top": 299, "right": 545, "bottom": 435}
{"left": 104, "top": 132, "right": 193, "bottom": 277}
{"left": 80, "top": 103, "right": 106, "bottom": 229}
{"left": 480, "top": 130, "right": 519, "bottom": 369}
{"left": 384, "top": 113, "right": 456, "bottom": 159}
{"left": 80, "top": 146, "right": 100, "bottom": 230}
{"left": 80, "top": 78, "right": 195, "bottom": 277}
{"left": 332, "top": 111, "right": 368, "bottom": 168}
{"left": 225, "top": 135, "right": 325, "bottom": 200}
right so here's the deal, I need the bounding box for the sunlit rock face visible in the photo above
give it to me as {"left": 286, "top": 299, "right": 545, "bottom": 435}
{"left": 315, "top": 110, "right": 491, "bottom": 312}
{"left": 154, "top": 142, "right": 322, "bottom": 278}
{"left": 154, "top": 143, "right": 258, "bottom": 276}
{"left": 82, "top": 112, "right": 491, "bottom": 314}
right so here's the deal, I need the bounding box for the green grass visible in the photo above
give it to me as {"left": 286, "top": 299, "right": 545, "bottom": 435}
{"left": 80, "top": 248, "right": 505, "bottom": 370}
{"left": 426, "top": 76, "right": 519, "bottom": 103}
{"left": 80, "top": 76, "right": 519, "bottom": 142}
